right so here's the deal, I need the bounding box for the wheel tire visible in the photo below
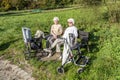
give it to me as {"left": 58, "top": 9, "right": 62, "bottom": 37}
{"left": 77, "top": 68, "right": 84, "bottom": 74}
{"left": 57, "top": 67, "right": 64, "bottom": 74}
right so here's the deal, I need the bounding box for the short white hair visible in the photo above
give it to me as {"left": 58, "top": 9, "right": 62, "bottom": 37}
{"left": 53, "top": 17, "right": 59, "bottom": 21}
{"left": 67, "top": 18, "right": 75, "bottom": 24}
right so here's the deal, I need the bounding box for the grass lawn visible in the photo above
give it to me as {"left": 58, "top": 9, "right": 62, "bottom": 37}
{"left": 0, "top": 6, "right": 120, "bottom": 80}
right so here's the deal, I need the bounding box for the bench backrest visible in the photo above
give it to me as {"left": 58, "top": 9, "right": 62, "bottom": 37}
{"left": 78, "top": 30, "right": 89, "bottom": 42}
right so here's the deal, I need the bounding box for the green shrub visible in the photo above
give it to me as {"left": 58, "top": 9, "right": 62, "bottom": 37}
{"left": 105, "top": 3, "right": 120, "bottom": 23}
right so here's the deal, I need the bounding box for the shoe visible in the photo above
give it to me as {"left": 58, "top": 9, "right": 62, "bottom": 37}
{"left": 47, "top": 53, "right": 52, "bottom": 58}
{"left": 44, "top": 48, "right": 52, "bottom": 53}
{"left": 59, "top": 56, "right": 62, "bottom": 60}
{"left": 67, "top": 60, "right": 71, "bottom": 64}
{"left": 66, "top": 59, "right": 71, "bottom": 63}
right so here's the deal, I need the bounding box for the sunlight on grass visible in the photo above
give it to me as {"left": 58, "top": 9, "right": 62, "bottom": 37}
{"left": 0, "top": 7, "right": 120, "bottom": 80}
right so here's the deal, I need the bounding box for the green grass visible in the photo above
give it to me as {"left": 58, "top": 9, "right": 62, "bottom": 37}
{"left": 0, "top": 7, "right": 120, "bottom": 80}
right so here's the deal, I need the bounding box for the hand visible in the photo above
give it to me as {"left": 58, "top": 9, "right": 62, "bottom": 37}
{"left": 53, "top": 35, "right": 57, "bottom": 39}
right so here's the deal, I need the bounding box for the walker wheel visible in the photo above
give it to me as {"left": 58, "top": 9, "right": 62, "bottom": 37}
{"left": 77, "top": 68, "right": 84, "bottom": 74}
{"left": 57, "top": 67, "right": 64, "bottom": 74}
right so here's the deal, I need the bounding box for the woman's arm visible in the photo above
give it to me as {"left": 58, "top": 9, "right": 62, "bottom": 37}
{"left": 50, "top": 25, "right": 57, "bottom": 38}
{"left": 58, "top": 25, "right": 63, "bottom": 35}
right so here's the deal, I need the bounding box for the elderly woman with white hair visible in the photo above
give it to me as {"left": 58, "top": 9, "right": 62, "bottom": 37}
{"left": 51, "top": 17, "right": 63, "bottom": 39}
{"left": 46, "top": 17, "right": 63, "bottom": 51}
{"left": 44, "top": 18, "right": 78, "bottom": 58}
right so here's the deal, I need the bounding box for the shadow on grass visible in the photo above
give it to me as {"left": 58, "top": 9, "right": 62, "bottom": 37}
{"left": 0, "top": 39, "right": 20, "bottom": 51}
{"left": 0, "top": 28, "right": 5, "bottom": 32}
{"left": 89, "top": 28, "right": 100, "bottom": 52}
{"left": 0, "top": 11, "right": 32, "bottom": 17}
{"left": 0, "top": 11, "right": 41, "bottom": 17}
{"left": 84, "top": 28, "right": 100, "bottom": 71}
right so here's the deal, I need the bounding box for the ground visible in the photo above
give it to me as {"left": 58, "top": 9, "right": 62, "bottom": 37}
{"left": 0, "top": 57, "right": 35, "bottom": 80}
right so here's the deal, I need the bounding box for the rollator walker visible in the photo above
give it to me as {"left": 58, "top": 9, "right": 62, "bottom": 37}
{"left": 57, "top": 32, "right": 89, "bottom": 74}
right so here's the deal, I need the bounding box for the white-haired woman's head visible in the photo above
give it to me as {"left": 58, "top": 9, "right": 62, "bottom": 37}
{"left": 53, "top": 17, "right": 59, "bottom": 24}
{"left": 67, "top": 18, "right": 75, "bottom": 26}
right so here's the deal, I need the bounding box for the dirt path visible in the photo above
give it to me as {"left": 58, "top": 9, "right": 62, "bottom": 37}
{"left": 39, "top": 52, "right": 61, "bottom": 61}
{"left": 0, "top": 57, "right": 35, "bottom": 80}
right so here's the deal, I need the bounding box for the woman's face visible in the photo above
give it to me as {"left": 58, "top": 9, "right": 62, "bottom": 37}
{"left": 54, "top": 20, "right": 59, "bottom": 24}
{"left": 68, "top": 22, "right": 73, "bottom": 27}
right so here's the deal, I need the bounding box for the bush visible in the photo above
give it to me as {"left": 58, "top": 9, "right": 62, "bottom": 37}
{"left": 82, "top": 0, "right": 102, "bottom": 5}
{"left": 73, "top": 0, "right": 102, "bottom": 6}
{"left": 0, "top": 8, "right": 5, "bottom": 12}
{"left": 1, "top": 0, "right": 11, "bottom": 11}
{"left": 106, "top": 3, "right": 120, "bottom": 23}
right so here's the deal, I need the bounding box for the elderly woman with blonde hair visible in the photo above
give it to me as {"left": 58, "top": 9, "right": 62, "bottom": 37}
{"left": 46, "top": 17, "right": 63, "bottom": 53}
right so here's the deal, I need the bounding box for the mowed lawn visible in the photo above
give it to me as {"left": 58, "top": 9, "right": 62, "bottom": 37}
{"left": 0, "top": 7, "right": 120, "bottom": 80}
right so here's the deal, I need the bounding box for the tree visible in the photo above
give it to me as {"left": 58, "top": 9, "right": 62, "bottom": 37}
{"left": 0, "top": 0, "right": 2, "bottom": 7}
{"left": 45, "top": 0, "right": 56, "bottom": 9}
{"left": 82, "top": 0, "right": 102, "bottom": 5}
{"left": 55, "top": 0, "right": 71, "bottom": 8}
{"left": 1, "top": 0, "right": 11, "bottom": 11}
{"left": 17, "top": 0, "right": 26, "bottom": 10}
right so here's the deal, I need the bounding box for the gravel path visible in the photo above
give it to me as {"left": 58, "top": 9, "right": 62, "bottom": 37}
{"left": 0, "top": 58, "right": 35, "bottom": 80}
